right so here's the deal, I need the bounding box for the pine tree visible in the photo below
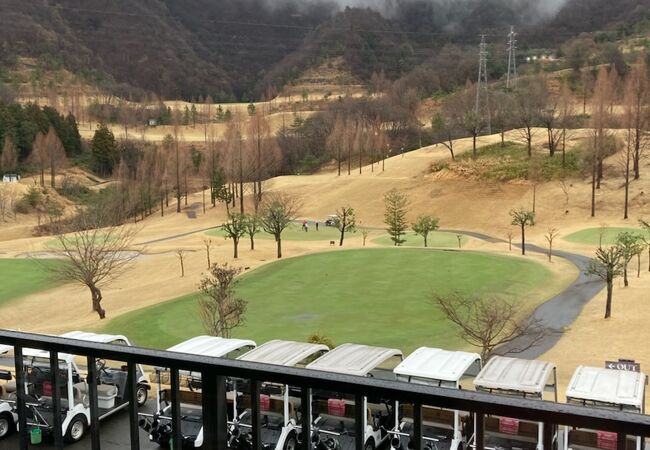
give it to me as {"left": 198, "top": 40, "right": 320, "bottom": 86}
{"left": 384, "top": 189, "right": 409, "bottom": 246}
{"left": 91, "top": 124, "right": 117, "bottom": 176}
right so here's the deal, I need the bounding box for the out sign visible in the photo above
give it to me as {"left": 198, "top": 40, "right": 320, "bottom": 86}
{"left": 605, "top": 359, "right": 640, "bottom": 372}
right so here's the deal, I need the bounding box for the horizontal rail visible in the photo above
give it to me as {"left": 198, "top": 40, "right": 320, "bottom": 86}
{"left": 1, "top": 329, "right": 650, "bottom": 440}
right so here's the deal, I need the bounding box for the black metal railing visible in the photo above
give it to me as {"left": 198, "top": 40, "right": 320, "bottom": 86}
{"left": 1, "top": 329, "right": 650, "bottom": 450}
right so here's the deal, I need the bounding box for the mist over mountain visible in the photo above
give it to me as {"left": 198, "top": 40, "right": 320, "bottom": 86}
{"left": 0, "top": 0, "right": 646, "bottom": 101}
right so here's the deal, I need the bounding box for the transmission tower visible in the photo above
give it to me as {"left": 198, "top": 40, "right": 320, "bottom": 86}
{"left": 475, "top": 35, "right": 491, "bottom": 134}
{"left": 506, "top": 26, "right": 518, "bottom": 89}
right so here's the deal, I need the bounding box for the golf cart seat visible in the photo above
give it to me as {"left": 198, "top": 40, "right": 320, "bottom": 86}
{"left": 400, "top": 404, "right": 456, "bottom": 429}
{"left": 314, "top": 398, "right": 374, "bottom": 431}
{"left": 484, "top": 416, "right": 539, "bottom": 441}
{"left": 567, "top": 429, "right": 637, "bottom": 450}
{"left": 0, "top": 381, "right": 16, "bottom": 399}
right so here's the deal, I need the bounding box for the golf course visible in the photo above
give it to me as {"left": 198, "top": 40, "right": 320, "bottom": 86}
{"left": 0, "top": 259, "right": 61, "bottom": 307}
{"left": 101, "top": 248, "right": 559, "bottom": 351}
{"left": 562, "top": 227, "right": 647, "bottom": 246}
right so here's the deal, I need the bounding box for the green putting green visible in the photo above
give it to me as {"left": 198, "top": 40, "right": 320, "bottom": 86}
{"left": 206, "top": 223, "right": 344, "bottom": 242}
{"left": 372, "top": 231, "right": 468, "bottom": 248}
{"left": 563, "top": 227, "right": 647, "bottom": 246}
{"left": 0, "top": 259, "right": 62, "bottom": 307}
{"left": 101, "top": 249, "right": 560, "bottom": 352}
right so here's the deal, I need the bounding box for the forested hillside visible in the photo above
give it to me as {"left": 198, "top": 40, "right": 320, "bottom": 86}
{"left": 0, "top": 0, "right": 649, "bottom": 101}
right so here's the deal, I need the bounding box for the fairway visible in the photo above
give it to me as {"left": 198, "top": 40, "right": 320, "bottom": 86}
{"left": 101, "top": 249, "right": 559, "bottom": 352}
{"left": 206, "top": 223, "right": 343, "bottom": 242}
{"left": 372, "top": 231, "right": 468, "bottom": 248}
{"left": 563, "top": 227, "right": 647, "bottom": 246}
{"left": 0, "top": 259, "right": 61, "bottom": 307}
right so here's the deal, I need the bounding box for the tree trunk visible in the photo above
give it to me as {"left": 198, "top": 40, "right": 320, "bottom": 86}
{"left": 634, "top": 127, "right": 641, "bottom": 180}
{"left": 591, "top": 157, "right": 597, "bottom": 217}
{"left": 623, "top": 264, "right": 629, "bottom": 287}
{"left": 339, "top": 228, "right": 345, "bottom": 247}
{"left": 50, "top": 163, "right": 56, "bottom": 188}
{"left": 500, "top": 131, "right": 505, "bottom": 147}
{"left": 233, "top": 239, "right": 239, "bottom": 259}
{"left": 250, "top": 235, "right": 255, "bottom": 250}
{"left": 637, "top": 253, "right": 641, "bottom": 278}
{"left": 276, "top": 237, "right": 282, "bottom": 259}
{"left": 605, "top": 279, "right": 613, "bottom": 319}
{"left": 624, "top": 146, "right": 631, "bottom": 220}
{"left": 521, "top": 224, "right": 526, "bottom": 256}
{"left": 424, "top": 234, "right": 428, "bottom": 248}
{"left": 472, "top": 134, "right": 477, "bottom": 159}
{"left": 89, "top": 284, "right": 106, "bottom": 319}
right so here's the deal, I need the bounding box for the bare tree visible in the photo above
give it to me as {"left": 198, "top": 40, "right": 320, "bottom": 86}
{"left": 585, "top": 246, "right": 625, "bottom": 319}
{"left": 539, "top": 94, "right": 562, "bottom": 157}
{"left": 412, "top": 215, "right": 440, "bottom": 248}
{"left": 361, "top": 229, "right": 369, "bottom": 246}
{"left": 222, "top": 213, "right": 248, "bottom": 258}
{"left": 203, "top": 238, "right": 213, "bottom": 269}
{"left": 176, "top": 249, "right": 187, "bottom": 277}
{"left": 244, "top": 214, "right": 261, "bottom": 250}
{"left": 615, "top": 232, "right": 645, "bottom": 287}
{"left": 327, "top": 115, "right": 345, "bottom": 176}
{"left": 46, "top": 210, "right": 141, "bottom": 319}
{"left": 491, "top": 90, "right": 514, "bottom": 148}
{"left": 259, "top": 193, "right": 301, "bottom": 259}
{"left": 590, "top": 66, "right": 613, "bottom": 216}
{"left": 506, "top": 230, "right": 514, "bottom": 251}
{"left": 434, "top": 293, "right": 548, "bottom": 361}
{"left": 334, "top": 206, "right": 356, "bottom": 247}
{"left": 510, "top": 208, "right": 535, "bottom": 255}
{"left": 0, "top": 136, "right": 18, "bottom": 173}
{"left": 431, "top": 112, "right": 459, "bottom": 160}
{"left": 198, "top": 263, "right": 247, "bottom": 338}
{"left": 514, "top": 77, "right": 546, "bottom": 157}
{"left": 0, "top": 188, "right": 14, "bottom": 222}
{"left": 29, "top": 131, "right": 48, "bottom": 186}
{"left": 627, "top": 57, "right": 649, "bottom": 180}
{"left": 545, "top": 228, "right": 560, "bottom": 262}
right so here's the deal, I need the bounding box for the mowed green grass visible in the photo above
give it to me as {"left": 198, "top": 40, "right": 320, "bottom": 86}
{"left": 0, "top": 259, "right": 62, "bottom": 307}
{"left": 372, "top": 232, "right": 468, "bottom": 248}
{"left": 101, "top": 249, "right": 556, "bottom": 352}
{"left": 563, "top": 227, "right": 647, "bottom": 246}
{"left": 206, "top": 223, "right": 342, "bottom": 242}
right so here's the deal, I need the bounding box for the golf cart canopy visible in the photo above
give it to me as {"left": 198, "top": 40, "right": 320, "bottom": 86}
{"left": 306, "top": 343, "right": 402, "bottom": 377}
{"left": 166, "top": 336, "right": 256, "bottom": 358}
{"left": 473, "top": 356, "right": 556, "bottom": 397}
{"left": 23, "top": 331, "right": 135, "bottom": 364}
{"left": 394, "top": 347, "right": 481, "bottom": 383}
{"left": 238, "top": 340, "right": 328, "bottom": 367}
{"left": 565, "top": 366, "right": 647, "bottom": 411}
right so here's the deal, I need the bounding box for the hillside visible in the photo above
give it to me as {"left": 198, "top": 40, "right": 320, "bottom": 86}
{"left": 2, "top": 0, "right": 650, "bottom": 102}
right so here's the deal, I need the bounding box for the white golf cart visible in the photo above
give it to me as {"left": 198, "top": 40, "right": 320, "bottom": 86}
{"left": 473, "top": 356, "right": 558, "bottom": 450}
{"left": 0, "top": 365, "right": 17, "bottom": 439}
{"left": 306, "top": 343, "right": 404, "bottom": 450}
{"left": 394, "top": 347, "right": 482, "bottom": 450}
{"left": 0, "top": 331, "right": 150, "bottom": 443}
{"left": 564, "top": 366, "right": 646, "bottom": 450}
{"left": 140, "top": 335, "right": 256, "bottom": 448}
{"left": 234, "top": 340, "right": 329, "bottom": 450}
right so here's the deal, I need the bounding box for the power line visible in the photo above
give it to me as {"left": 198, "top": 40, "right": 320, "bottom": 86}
{"left": 475, "top": 35, "right": 490, "bottom": 134}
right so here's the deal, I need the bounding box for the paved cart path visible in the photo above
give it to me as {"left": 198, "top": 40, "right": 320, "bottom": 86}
{"left": 443, "top": 229, "right": 605, "bottom": 359}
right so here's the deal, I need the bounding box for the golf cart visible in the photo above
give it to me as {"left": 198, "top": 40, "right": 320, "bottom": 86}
{"left": 0, "top": 331, "right": 150, "bottom": 443}
{"left": 324, "top": 216, "right": 338, "bottom": 227}
{"left": 564, "top": 366, "right": 646, "bottom": 450}
{"left": 0, "top": 362, "right": 17, "bottom": 439}
{"left": 394, "top": 347, "right": 482, "bottom": 450}
{"left": 473, "top": 356, "right": 558, "bottom": 450}
{"left": 306, "top": 343, "right": 403, "bottom": 450}
{"left": 140, "top": 335, "right": 256, "bottom": 448}
{"left": 233, "top": 340, "right": 329, "bottom": 450}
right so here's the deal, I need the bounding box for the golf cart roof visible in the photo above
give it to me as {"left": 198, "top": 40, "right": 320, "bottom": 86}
{"left": 306, "top": 343, "right": 402, "bottom": 377}
{"left": 394, "top": 347, "right": 481, "bottom": 382}
{"left": 565, "top": 366, "right": 646, "bottom": 410}
{"left": 238, "top": 340, "right": 329, "bottom": 366}
{"left": 20, "top": 331, "right": 135, "bottom": 363}
{"left": 166, "top": 336, "right": 256, "bottom": 358}
{"left": 473, "top": 356, "right": 555, "bottom": 395}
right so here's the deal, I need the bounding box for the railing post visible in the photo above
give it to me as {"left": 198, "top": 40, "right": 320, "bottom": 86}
{"left": 301, "top": 387, "right": 312, "bottom": 450}
{"left": 86, "top": 355, "right": 100, "bottom": 450}
{"left": 413, "top": 403, "right": 422, "bottom": 450}
{"left": 543, "top": 422, "right": 554, "bottom": 450}
{"left": 13, "top": 345, "right": 28, "bottom": 450}
{"left": 202, "top": 370, "right": 227, "bottom": 450}
{"left": 49, "top": 350, "right": 63, "bottom": 449}
{"left": 475, "top": 413, "right": 484, "bottom": 450}
{"left": 355, "top": 394, "right": 365, "bottom": 450}
{"left": 617, "top": 433, "right": 627, "bottom": 450}
{"left": 251, "top": 379, "right": 261, "bottom": 450}
{"left": 170, "top": 368, "right": 183, "bottom": 450}
{"left": 127, "top": 361, "right": 140, "bottom": 449}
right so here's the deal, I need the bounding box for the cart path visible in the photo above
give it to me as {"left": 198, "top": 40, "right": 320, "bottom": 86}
{"left": 442, "top": 229, "right": 605, "bottom": 359}
{"left": 138, "top": 225, "right": 605, "bottom": 360}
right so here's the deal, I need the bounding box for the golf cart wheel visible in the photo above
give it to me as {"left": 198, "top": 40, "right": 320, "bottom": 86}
{"left": 136, "top": 384, "right": 148, "bottom": 407}
{"left": 284, "top": 432, "right": 298, "bottom": 450}
{"left": 0, "top": 413, "right": 14, "bottom": 438}
{"left": 364, "top": 440, "right": 375, "bottom": 450}
{"left": 64, "top": 415, "right": 87, "bottom": 443}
